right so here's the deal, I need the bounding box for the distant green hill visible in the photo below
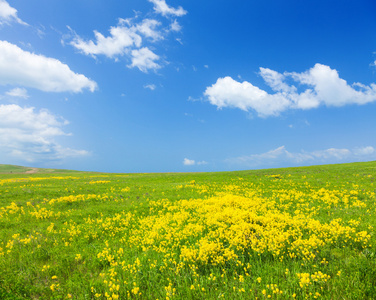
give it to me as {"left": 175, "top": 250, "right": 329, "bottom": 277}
{"left": 0, "top": 164, "right": 36, "bottom": 174}
{"left": 0, "top": 164, "right": 78, "bottom": 174}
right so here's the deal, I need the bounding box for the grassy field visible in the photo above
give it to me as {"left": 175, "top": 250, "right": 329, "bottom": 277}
{"left": 0, "top": 164, "right": 37, "bottom": 174}
{"left": 0, "top": 165, "right": 74, "bottom": 175}
{"left": 0, "top": 162, "right": 375, "bottom": 299}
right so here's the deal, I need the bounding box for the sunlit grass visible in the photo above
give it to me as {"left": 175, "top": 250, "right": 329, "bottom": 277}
{"left": 0, "top": 162, "right": 375, "bottom": 299}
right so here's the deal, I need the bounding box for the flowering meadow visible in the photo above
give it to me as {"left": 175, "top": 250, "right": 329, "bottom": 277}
{"left": 0, "top": 162, "right": 375, "bottom": 299}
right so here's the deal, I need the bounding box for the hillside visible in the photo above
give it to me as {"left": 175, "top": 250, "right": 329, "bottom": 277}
{"left": 0, "top": 164, "right": 80, "bottom": 174}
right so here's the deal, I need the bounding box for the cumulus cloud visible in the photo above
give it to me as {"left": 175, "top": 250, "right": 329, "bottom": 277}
{"left": 183, "top": 158, "right": 208, "bottom": 166}
{"left": 183, "top": 158, "right": 195, "bottom": 166}
{"left": 204, "top": 76, "right": 291, "bottom": 117}
{"left": 5, "top": 87, "right": 29, "bottom": 99}
{"left": 204, "top": 64, "right": 376, "bottom": 117}
{"left": 0, "top": 0, "right": 27, "bottom": 26}
{"left": 0, "top": 104, "right": 89, "bottom": 163}
{"left": 128, "top": 47, "right": 161, "bottom": 72}
{"left": 68, "top": 3, "right": 187, "bottom": 72}
{"left": 70, "top": 22, "right": 142, "bottom": 58}
{"left": 148, "top": 0, "right": 187, "bottom": 17}
{"left": 0, "top": 41, "right": 97, "bottom": 93}
{"left": 226, "top": 145, "right": 376, "bottom": 168}
{"left": 288, "top": 64, "right": 376, "bottom": 107}
{"left": 69, "top": 17, "right": 170, "bottom": 72}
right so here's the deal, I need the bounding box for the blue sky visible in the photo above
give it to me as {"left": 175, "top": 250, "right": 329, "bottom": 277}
{"left": 1, "top": 0, "right": 376, "bottom": 172}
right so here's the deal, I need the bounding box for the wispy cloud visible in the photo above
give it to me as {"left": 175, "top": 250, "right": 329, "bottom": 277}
{"left": 136, "top": 19, "right": 164, "bottom": 41}
{"left": 169, "top": 19, "right": 182, "bottom": 32}
{"left": 0, "top": 0, "right": 27, "bottom": 26}
{"left": 6, "top": 87, "right": 29, "bottom": 99}
{"left": 144, "top": 84, "right": 156, "bottom": 90}
{"left": 0, "top": 104, "right": 89, "bottom": 163}
{"left": 0, "top": 41, "right": 97, "bottom": 93}
{"left": 204, "top": 64, "right": 376, "bottom": 117}
{"left": 148, "top": 0, "right": 187, "bottom": 17}
{"left": 226, "top": 145, "right": 376, "bottom": 168}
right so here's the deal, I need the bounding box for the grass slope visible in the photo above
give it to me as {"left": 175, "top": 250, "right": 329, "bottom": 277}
{"left": 0, "top": 161, "right": 375, "bottom": 299}
{"left": 0, "top": 164, "right": 36, "bottom": 174}
{"left": 0, "top": 164, "right": 82, "bottom": 174}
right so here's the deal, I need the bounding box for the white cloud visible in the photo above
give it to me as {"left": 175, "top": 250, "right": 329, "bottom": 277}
{"left": 204, "top": 76, "right": 291, "bottom": 117}
{"left": 148, "top": 0, "right": 187, "bottom": 17}
{"left": 128, "top": 47, "right": 161, "bottom": 72}
{"left": 144, "top": 84, "right": 156, "bottom": 90}
{"left": 353, "top": 146, "right": 375, "bottom": 156}
{"left": 226, "top": 145, "right": 376, "bottom": 168}
{"left": 169, "top": 19, "right": 182, "bottom": 32}
{"left": 136, "top": 19, "right": 163, "bottom": 41}
{"left": 204, "top": 64, "right": 376, "bottom": 117}
{"left": 68, "top": 3, "right": 187, "bottom": 72}
{"left": 0, "top": 41, "right": 97, "bottom": 93}
{"left": 0, "top": 0, "right": 27, "bottom": 26}
{"left": 5, "top": 87, "right": 29, "bottom": 99}
{"left": 69, "top": 17, "right": 172, "bottom": 72}
{"left": 187, "top": 96, "right": 202, "bottom": 102}
{"left": 183, "top": 158, "right": 208, "bottom": 166}
{"left": 183, "top": 158, "right": 195, "bottom": 166}
{"left": 259, "top": 67, "right": 295, "bottom": 93}
{"left": 310, "top": 148, "right": 351, "bottom": 160}
{"left": 70, "top": 23, "right": 142, "bottom": 58}
{"left": 289, "top": 64, "right": 376, "bottom": 107}
{"left": 0, "top": 104, "right": 89, "bottom": 163}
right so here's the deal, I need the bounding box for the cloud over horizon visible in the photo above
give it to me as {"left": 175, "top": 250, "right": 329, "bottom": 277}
{"left": 204, "top": 64, "right": 376, "bottom": 117}
{"left": 226, "top": 145, "right": 376, "bottom": 168}
{"left": 0, "top": 104, "right": 89, "bottom": 163}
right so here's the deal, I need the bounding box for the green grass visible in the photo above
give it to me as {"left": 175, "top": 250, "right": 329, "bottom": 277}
{"left": 0, "top": 162, "right": 375, "bottom": 299}
{"left": 0, "top": 164, "right": 36, "bottom": 174}
{"left": 0, "top": 164, "right": 78, "bottom": 174}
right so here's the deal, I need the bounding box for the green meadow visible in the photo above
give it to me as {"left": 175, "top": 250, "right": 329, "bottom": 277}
{"left": 0, "top": 162, "right": 375, "bottom": 299}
